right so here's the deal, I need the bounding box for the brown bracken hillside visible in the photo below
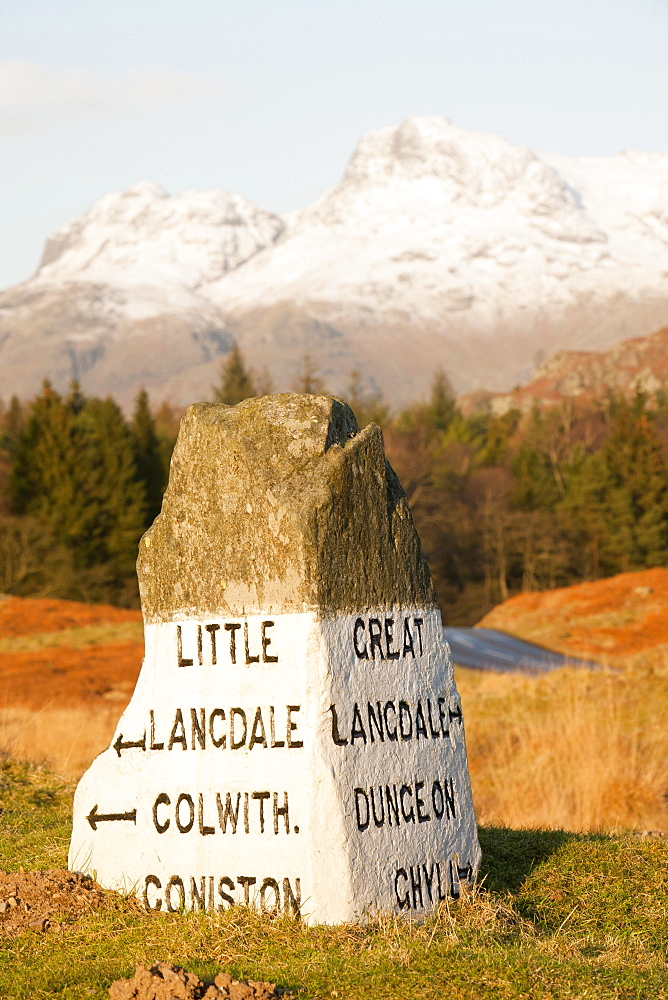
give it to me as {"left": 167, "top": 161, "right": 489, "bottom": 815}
{"left": 0, "top": 596, "right": 142, "bottom": 711}
{"left": 478, "top": 567, "right": 668, "bottom": 667}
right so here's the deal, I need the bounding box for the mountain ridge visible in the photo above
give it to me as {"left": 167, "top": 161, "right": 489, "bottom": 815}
{"left": 2, "top": 115, "right": 668, "bottom": 410}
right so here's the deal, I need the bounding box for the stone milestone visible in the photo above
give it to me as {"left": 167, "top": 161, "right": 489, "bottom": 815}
{"left": 69, "top": 394, "right": 481, "bottom": 923}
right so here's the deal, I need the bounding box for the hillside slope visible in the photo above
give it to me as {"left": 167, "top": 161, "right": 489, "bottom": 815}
{"left": 2, "top": 116, "right": 668, "bottom": 409}
{"left": 462, "top": 325, "right": 668, "bottom": 414}
{"left": 477, "top": 567, "right": 668, "bottom": 667}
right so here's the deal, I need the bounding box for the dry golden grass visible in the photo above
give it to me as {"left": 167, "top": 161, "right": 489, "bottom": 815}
{"left": 458, "top": 660, "right": 668, "bottom": 833}
{"left": 0, "top": 702, "right": 121, "bottom": 776}
{"left": 3, "top": 660, "right": 667, "bottom": 836}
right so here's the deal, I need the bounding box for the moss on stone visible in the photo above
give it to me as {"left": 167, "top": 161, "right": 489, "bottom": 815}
{"left": 137, "top": 394, "right": 436, "bottom": 621}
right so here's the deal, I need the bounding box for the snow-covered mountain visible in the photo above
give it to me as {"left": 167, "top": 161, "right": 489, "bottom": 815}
{"left": 2, "top": 116, "right": 668, "bottom": 410}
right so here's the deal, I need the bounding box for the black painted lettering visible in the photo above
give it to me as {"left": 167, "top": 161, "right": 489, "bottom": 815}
{"left": 261, "top": 621, "right": 278, "bottom": 662}
{"left": 395, "top": 868, "right": 409, "bottom": 909}
{"left": 385, "top": 785, "right": 399, "bottom": 826}
{"left": 273, "top": 792, "right": 289, "bottom": 834}
{"left": 153, "top": 792, "right": 170, "bottom": 833}
{"left": 244, "top": 792, "right": 249, "bottom": 833}
{"left": 244, "top": 621, "right": 260, "bottom": 664}
{"left": 413, "top": 617, "right": 424, "bottom": 655}
{"left": 209, "top": 708, "right": 226, "bottom": 748}
{"left": 354, "top": 788, "right": 370, "bottom": 831}
{"left": 191, "top": 708, "right": 206, "bottom": 749}
{"left": 432, "top": 780, "right": 445, "bottom": 819}
{"left": 438, "top": 697, "right": 449, "bottom": 738}
{"left": 260, "top": 877, "right": 280, "bottom": 914}
{"left": 175, "top": 793, "right": 195, "bottom": 833}
{"left": 249, "top": 707, "right": 268, "bottom": 749}
{"left": 449, "top": 860, "right": 461, "bottom": 900}
{"left": 208, "top": 876, "right": 215, "bottom": 910}
{"left": 367, "top": 701, "right": 384, "bottom": 743}
{"left": 150, "top": 709, "right": 164, "bottom": 750}
{"left": 402, "top": 618, "right": 415, "bottom": 657}
{"left": 384, "top": 701, "right": 398, "bottom": 741}
{"left": 449, "top": 702, "right": 463, "bottom": 724}
{"left": 252, "top": 791, "right": 271, "bottom": 832}
{"left": 415, "top": 779, "right": 430, "bottom": 823}
{"left": 410, "top": 865, "right": 423, "bottom": 909}
{"left": 176, "top": 625, "right": 193, "bottom": 668}
{"left": 444, "top": 776, "right": 457, "bottom": 819}
{"left": 283, "top": 877, "right": 302, "bottom": 917}
{"left": 197, "top": 625, "right": 203, "bottom": 666}
{"left": 218, "top": 876, "right": 235, "bottom": 909}
{"left": 415, "top": 701, "right": 428, "bottom": 739}
{"left": 237, "top": 875, "right": 257, "bottom": 906}
{"left": 399, "top": 783, "right": 414, "bottom": 823}
{"left": 225, "top": 622, "right": 240, "bottom": 663}
{"left": 198, "top": 793, "right": 215, "bottom": 835}
{"left": 370, "top": 787, "right": 385, "bottom": 827}
{"left": 399, "top": 701, "right": 413, "bottom": 741}
{"left": 423, "top": 863, "right": 435, "bottom": 903}
{"left": 168, "top": 709, "right": 187, "bottom": 750}
{"left": 426, "top": 700, "right": 440, "bottom": 739}
{"left": 270, "top": 705, "right": 285, "bottom": 747}
{"left": 143, "top": 874, "right": 162, "bottom": 910}
{"left": 206, "top": 623, "right": 220, "bottom": 664}
{"left": 217, "top": 792, "right": 240, "bottom": 833}
{"left": 436, "top": 862, "right": 447, "bottom": 901}
{"left": 287, "top": 705, "right": 303, "bottom": 748}
{"left": 350, "top": 703, "right": 367, "bottom": 744}
{"left": 191, "top": 875, "right": 206, "bottom": 910}
{"left": 329, "top": 704, "right": 348, "bottom": 746}
{"left": 353, "top": 618, "right": 368, "bottom": 659}
{"left": 384, "top": 618, "right": 400, "bottom": 659}
{"left": 230, "top": 708, "right": 247, "bottom": 749}
{"left": 369, "top": 618, "right": 384, "bottom": 659}
{"left": 166, "top": 876, "right": 185, "bottom": 912}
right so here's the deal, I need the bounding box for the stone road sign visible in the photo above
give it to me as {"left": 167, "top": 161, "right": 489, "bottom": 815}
{"left": 69, "top": 395, "right": 481, "bottom": 923}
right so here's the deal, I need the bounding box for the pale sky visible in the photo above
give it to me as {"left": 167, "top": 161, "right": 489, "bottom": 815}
{"left": 1, "top": 0, "right": 667, "bottom": 289}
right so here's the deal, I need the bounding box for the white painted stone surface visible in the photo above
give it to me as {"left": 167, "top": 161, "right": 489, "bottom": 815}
{"left": 69, "top": 607, "right": 480, "bottom": 923}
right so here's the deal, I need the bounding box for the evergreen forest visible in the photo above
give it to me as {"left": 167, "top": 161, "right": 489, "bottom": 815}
{"left": 1, "top": 349, "right": 667, "bottom": 623}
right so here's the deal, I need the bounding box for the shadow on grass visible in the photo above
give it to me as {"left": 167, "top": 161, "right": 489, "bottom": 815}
{"left": 478, "top": 825, "right": 592, "bottom": 894}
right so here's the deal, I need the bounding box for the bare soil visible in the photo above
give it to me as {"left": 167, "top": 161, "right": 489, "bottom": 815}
{"left": 0, "top": 868, "right": 139, "bottom": 939}
{"left": 110, "top": 964, "right": 286, "bottom": 1000}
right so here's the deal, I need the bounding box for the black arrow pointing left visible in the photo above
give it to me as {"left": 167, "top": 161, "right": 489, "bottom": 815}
{"left": 113, "top": 731, "right": 146, "bottom": 757}
{"left": 87, "top": 804, "right": 137, "bottom": 831}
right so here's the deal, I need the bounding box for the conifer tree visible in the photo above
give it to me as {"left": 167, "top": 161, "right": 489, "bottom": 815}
{"left": 600, "top": 402, "right": 668, "bottom": 569}
{"left": 10, "top": 381, "right": 79, "bottom": 527}
{"left": 131, "top": 388, "right": 166, "bottom": 527}
{"left": 213, "top": 344, "right": 256, "bottom": 404}
{"left": 75, "top": 397, "right": 146, "bottom": 581}
{"left": 426, "top": 369, "right": 456, "bottom": 432}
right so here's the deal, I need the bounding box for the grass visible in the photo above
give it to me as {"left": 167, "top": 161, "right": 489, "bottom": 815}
{"left": 0, "top": 621, "right": 143, "bottom": 653}
{"left": 457, "top": 663, "right": 668, "bottom": 833}
{"left": 0, "top": 704, "right": 123, "bottom": 777}
{"left": 1, "top": 754, "right": 668, "bottom": 999}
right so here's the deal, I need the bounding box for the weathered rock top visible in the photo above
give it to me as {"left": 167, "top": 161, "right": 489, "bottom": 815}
{"left": 138, "top": 394, "right": 435, "bottom": 621}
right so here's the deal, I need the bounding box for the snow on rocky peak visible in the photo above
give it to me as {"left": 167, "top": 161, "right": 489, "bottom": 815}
{"left": 204, "top": 115, "right": 637, "bottom": 323}
{"left": 36, "top": 180, "right": 285, "bottom": 294}
{"left": 2, "top": 115, "right": 668, "bottom": 409}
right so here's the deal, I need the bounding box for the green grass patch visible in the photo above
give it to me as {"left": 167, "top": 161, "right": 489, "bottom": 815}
{"left": 1, "top": 755, "right": 667, "bottom": 1000}
{"left": 0, "top": 621, "right": 144, "bottom": 653}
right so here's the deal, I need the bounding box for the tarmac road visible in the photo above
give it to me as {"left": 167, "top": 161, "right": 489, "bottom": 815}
{"left": 444, "top": 627, "right": 601, "bottom": 674}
